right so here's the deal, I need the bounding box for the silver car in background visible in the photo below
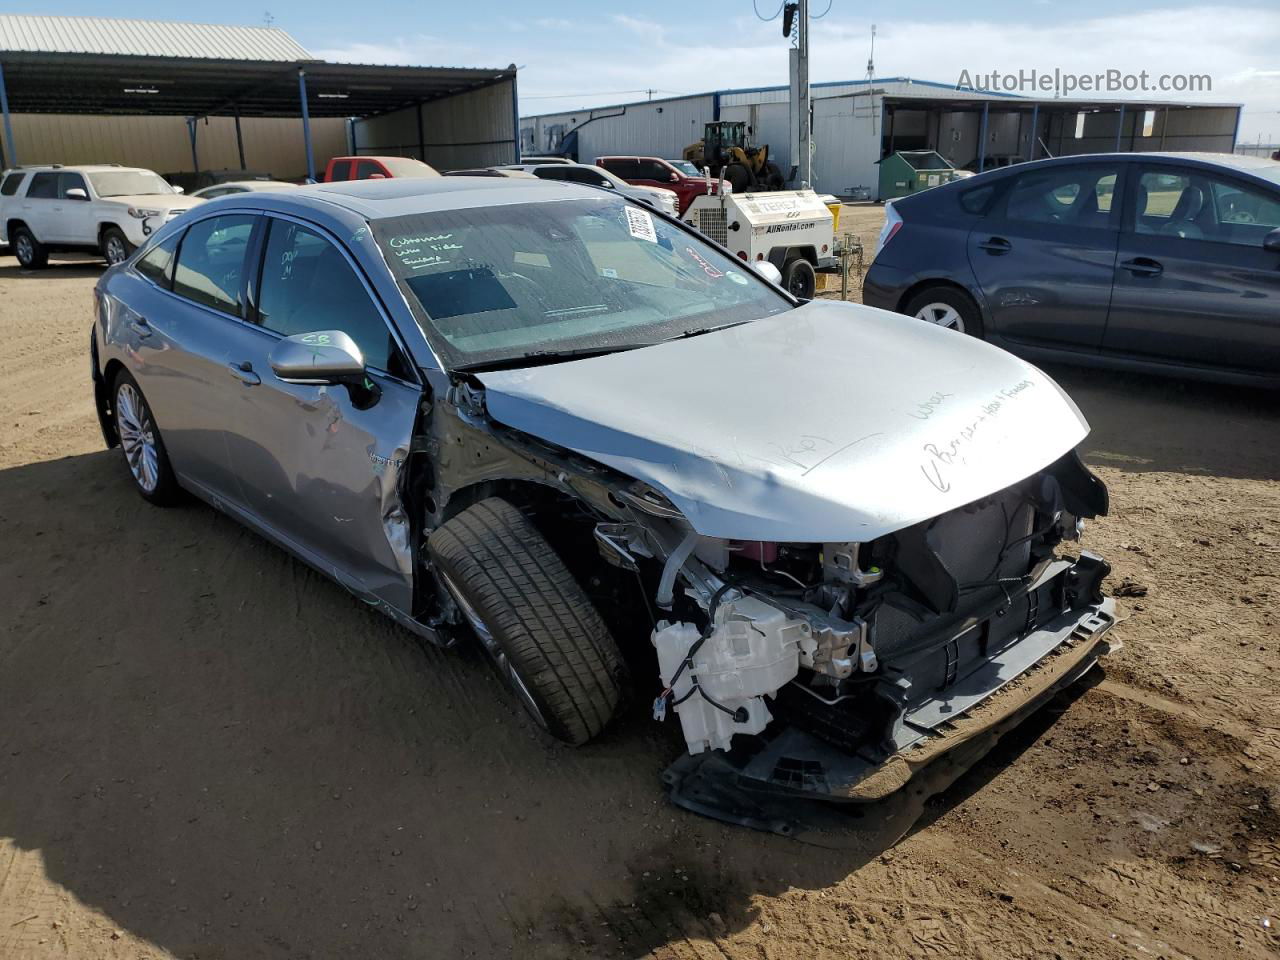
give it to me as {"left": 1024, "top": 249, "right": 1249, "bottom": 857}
{"left": 91, "top": 175, "right": 1116, "bottom": 830}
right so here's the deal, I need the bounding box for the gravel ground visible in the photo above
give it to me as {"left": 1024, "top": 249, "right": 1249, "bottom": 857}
{"left": 0, "top": 231, "right": 1277, "bottom": 959}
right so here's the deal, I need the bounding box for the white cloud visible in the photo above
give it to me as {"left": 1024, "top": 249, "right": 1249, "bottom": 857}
{"left": 313, "top": 5, "right": 1280, "bottom": 141}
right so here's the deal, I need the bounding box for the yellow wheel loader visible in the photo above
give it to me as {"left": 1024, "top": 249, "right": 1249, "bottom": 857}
{"left": 683, "top": 121, "right": 787, "bottom": 193}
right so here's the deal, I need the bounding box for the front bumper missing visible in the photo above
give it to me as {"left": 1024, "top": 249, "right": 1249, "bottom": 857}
{"left": 663, "top": 579, "right": 1116, "bottom": 839}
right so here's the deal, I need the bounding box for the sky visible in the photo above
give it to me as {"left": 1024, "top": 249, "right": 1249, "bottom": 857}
{"left": 29, "top": 0, "right": 1280, "bottom": 142}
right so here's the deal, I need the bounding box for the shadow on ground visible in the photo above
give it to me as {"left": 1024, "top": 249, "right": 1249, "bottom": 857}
{"left": 1046, "top": 362, "right": 1280, "bottom": 481}
{"left": 0, "top": 449, "right": 1067, "bottom": 959}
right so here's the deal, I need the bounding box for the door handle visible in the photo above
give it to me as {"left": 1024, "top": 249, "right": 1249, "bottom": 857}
{"left": 978, "top": 236, "right": 1012, "bottom": 254}
{"left": 128, "top": 318, "right": 152, "bottom": 339}
{"left": 227, "top": 361, "right": 261, "bottom": 386}
{"left": 1120, "top": 257, "right": 1163, "bottom": 277}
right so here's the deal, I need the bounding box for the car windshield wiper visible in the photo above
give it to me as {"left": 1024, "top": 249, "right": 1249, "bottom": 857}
{"left": 454, "top": 342, "right": 655, "bottom": 373}
{"left": 663, "top": 319, "right": 751, "bottom": 342}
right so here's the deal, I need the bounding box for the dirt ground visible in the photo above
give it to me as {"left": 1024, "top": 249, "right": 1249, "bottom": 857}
{"left": 1, "top": 215, "right": 1278, "bottom": 960}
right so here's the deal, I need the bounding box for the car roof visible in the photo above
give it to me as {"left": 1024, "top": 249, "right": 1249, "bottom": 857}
{"left": 5, "top": 164, "right": 156, "bottom": 174}
{"left": 284, "top": 175, "right": 610, "bottom": 220}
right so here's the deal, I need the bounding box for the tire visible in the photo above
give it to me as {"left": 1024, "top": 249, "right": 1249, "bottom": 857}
{"left": 902, "top": 285, "right": 985, "bottom": 338}
{"left": 111, "top": 369, "right": 181, "bottom": 505}
{"left": 725, "top": 163, "right": 752, "bottom": 194}
{"left": 101, "top": 227, "right": 133, "bottom": 266}
{"left": 764, "top": 162, "right": 786, "bottom": 190}
{"left": 782, "top": 257, "right": 816, "bottom": 300}
{"left": 428, "top": 498, "right": 627, "bottom": 745}
{"left": 12, "top": 225, "right": 48, "bottom": 270}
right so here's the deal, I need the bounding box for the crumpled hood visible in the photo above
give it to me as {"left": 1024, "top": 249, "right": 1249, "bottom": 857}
{"left": 477, "top": 299, "right": 1089, "bottom": 542}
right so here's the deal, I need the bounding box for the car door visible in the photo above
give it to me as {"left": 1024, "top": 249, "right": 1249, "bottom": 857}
{"left": 966, "top": 162, "right": 1123, "bottom": 351}
{"left": 216, "top": 214, "right": 422, "bottom": 611}
{"left": 20, "top": 171, "right": 60, "bottom": 241}
{"left": 57, "top": 172, "right": 94, "bottom": 244}
{"left": 121, "top": 213, "right": 260, "bottom": 503}
{"left": 1103, "top": 162, "right": 1280, "bottom": 374}
{"left": 354, "top": 159, "right": 389, "bottom": 180}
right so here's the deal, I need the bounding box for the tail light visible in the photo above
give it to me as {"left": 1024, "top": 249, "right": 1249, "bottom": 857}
{"left": 874, "top": 202, "right": 903, "bottom": 259}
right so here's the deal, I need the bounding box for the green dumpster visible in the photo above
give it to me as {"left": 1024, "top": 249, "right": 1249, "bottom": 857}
{"left": 877, "top": 150, "right": 960, "bottom": 201}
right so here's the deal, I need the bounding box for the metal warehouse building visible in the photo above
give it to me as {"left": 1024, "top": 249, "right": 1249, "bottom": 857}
{"left": 521, "top": 78, "right": 1242, "bottom": 200}
{"left": 0, "top": 14, "right": 519, "bottom": 182}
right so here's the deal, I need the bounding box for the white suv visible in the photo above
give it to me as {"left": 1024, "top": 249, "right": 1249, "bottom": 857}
{"left": 0, "top": 164, "right": 204, "bottom": 268}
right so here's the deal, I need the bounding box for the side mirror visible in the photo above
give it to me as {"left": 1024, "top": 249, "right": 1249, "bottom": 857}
{"left": 752, "top": 260, "right": 783, "bottom": 285}
{"left": 669, "top": 172, "right": 679, "bottom": 183}
{"left": 368, "top": 173, "right": 387, "bottom": 180}
{"left": 270, "top": 330, "right": 366, "bottom": 383}
{"left": 1264, "top": 228, "right": 1280, "bottom": 253}
{"left": 172, "top": 185, "right": 185, "bottom": 194}
{"left": 64, "top": 187, "right": 89, "bottom": 201}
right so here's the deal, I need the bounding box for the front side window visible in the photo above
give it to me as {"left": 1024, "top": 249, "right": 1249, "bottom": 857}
{"left": 87, "top": 170, "right": 174, "bottom": 198}
{"left": 637, "top": 160, "right": 672, "bottom": 181}
{"left": 538, "top": 166, "right": 613, "bottom": 188}
{"left": 1004, "top": 165, "right": 1120, "bottom": 229}
{"left": 136, "top": 232, "right": 181, "bottom": 288}
{"left": 26, "top": 173, "right": 58, "bottom": 199}
{"left": 257, "top": 220, "right": 401, "bottom": 373}
{"left": 354, "top": 160, "right": 385, "bottom": 180}
{"left": 372, "top": 196, "right": 792, "bottom": 370}
{"left": 1134, "top": 167, "right": 1280, "bottom": 245}
{"left": 172, "top": 214, "right": 256, "bottom": 315}
{"left": 58, "top": 173, "right": 88, "bottom": 198}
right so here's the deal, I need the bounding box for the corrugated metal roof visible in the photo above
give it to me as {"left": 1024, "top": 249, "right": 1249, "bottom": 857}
{"left": 0, "top": 14, "right": 314, "bottom": 61}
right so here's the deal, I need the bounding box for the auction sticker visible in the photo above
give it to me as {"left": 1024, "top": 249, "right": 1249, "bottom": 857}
{"left": 625, "top": 207, "right": 657, "bottom": 243}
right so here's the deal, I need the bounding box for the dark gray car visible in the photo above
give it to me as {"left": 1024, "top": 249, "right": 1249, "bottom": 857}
{"left": 864, "top": 152, "right": 1280, "bottom": 388}
{"left": 90, "top": 176, "right": 1116, "bottom": 829}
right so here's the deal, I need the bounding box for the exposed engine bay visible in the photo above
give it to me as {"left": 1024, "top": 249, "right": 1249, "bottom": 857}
{"left": 587, "top": 450, "right": 1114, "bottom": 814}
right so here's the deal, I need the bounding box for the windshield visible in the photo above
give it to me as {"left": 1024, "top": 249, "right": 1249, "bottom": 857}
{"left": 373, "top": 197, "right": 791, "bottom": 370}
{"left": 88, "top": 171, "right": 175, "bottom": 197}
{"left": 668, "top": 160, "right": 702, "bottom": 177}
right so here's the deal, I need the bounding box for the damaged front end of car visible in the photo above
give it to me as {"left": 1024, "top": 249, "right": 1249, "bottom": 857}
{"left": 585, "top": 451, "right": 1114, "bottom": 830}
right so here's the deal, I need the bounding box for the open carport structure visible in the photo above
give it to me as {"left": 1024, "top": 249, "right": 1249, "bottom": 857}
{"left": 0, "top": 14, "right": 519, "bottom": 181}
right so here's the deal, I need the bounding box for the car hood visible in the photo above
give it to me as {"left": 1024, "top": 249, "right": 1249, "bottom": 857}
{"left": 103, "top": 194, "right": 204, "bottom": 210}
{"left": 476, "top": 299, "right": 1089, "bottom": 542}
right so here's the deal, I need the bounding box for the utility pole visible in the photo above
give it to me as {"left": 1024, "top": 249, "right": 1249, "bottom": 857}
{"left": 785, "top": 0, "right": 811, "bottom": 187}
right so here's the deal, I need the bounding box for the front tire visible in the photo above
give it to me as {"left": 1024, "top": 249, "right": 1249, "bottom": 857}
{"left": 12, "top": 226, "right": 48, "bottom": 270}
{"left": 428, "top": 498, "right": 627, "bottom": 745}
{"left": 112, "top": 370, "right": 181, "bottom": 505}
{"left": 782, "top": 257, "right": 816, "bottom": 300}
{"left": 902, "top": 286, "right": 985, "bottom": 338}
{"left": 101, "top": 227, "right": 132, "bottom": 266}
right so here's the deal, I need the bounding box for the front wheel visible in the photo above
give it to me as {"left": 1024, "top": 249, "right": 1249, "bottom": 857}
{"left": 428, "top": 498, "right": 627, "bottom": 745}
{"left": 902, "top": 286, "right": 985, "bottom": 338}
{"left": 782, "top": 257, "right": 816, "bottom": 300}
{"left": 101, "top": 227, "right": 133, "bottom": 266}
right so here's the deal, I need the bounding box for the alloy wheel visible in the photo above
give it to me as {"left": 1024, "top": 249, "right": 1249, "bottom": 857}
{"left": 914, "top": 302, "right": 965, "bottom": 333}
{"left": 105, "top": 236, "right": 128, "bottom": 265}
{"left": 15, "top": 234, "right": 33, "bottom": 266}
{"left": 115, "top": 383, "right": 160, "bottom": 493}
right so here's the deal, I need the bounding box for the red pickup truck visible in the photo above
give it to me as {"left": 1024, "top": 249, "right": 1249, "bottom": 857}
{"left": 595, "top": 156, "right": 720, "bottom": 215}
{"left": 322, "top": 156, "right": 440, "bottom": 182}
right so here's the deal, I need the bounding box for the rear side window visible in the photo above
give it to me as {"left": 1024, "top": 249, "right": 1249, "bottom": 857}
{"left": 958, "top": 184, "right": 997, "bottom": 215}
{"left": 603, "top": 158, "right": 640, "bottom": 179}
{"left": 328, "top": 160, "right": 352, "bottom": 181}
{"left": 0, "top": 173, "right": 23, "bottom": 196}
{"left": 172, "top": 214, "right": 256, "bottom": 315}
{"left": 26, "top": 172, "right": 58, "bottom": 199}
{"left": 1003, "top": 165, "right": 1120, "bottom": 229}
{"left": 135, "top": 232, "right": 181, "bottom": 288}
